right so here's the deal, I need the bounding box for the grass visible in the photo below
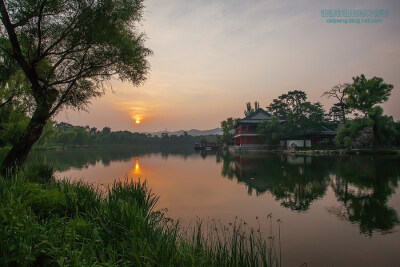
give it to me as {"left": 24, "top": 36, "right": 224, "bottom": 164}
{"left": 295, "top": 147, "right": 398, "bottom": 154}
{"left": 295, "top": 147, "right": 339, "bottom": 151}
{"left": 0, "top": 164, "right": 279, "bottom": 266}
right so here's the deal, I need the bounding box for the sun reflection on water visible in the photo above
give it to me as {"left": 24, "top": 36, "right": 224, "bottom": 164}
{"left": 134, "top": 157, "right": 141, "bottom": 175}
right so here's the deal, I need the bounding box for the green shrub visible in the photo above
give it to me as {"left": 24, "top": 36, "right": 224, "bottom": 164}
{"left": 23, "top": 163, "right": 55, "bottom": 183}
{"left": 24, "top": 188, "right": 67, "bottom": 219}
{"left": 0, "top": 166, "right": 279, "bottom": 266}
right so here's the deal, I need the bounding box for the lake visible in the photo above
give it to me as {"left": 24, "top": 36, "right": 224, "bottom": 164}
{"left": 30, "top": 146, "right": 400, "bottom": 266}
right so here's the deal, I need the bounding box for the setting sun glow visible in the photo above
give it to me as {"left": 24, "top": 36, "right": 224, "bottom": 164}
{"left": 129, "top": 110, "right": 144, "bottom": 126}
{"left": 134, "top": 158, "right": 140, "bottom": 175}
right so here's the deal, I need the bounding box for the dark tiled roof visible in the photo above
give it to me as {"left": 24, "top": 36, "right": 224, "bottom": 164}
{"left": 236, "top": 108, "right": 272, "bottom": 124}
{"left": 234, "top": 108, "right": 286, "bottom": 128}
{"left": 244, "top": 108, "right": 271, "bottom": 120}
{"left": 304, "top": 126, "right": 336, "bottom": 135}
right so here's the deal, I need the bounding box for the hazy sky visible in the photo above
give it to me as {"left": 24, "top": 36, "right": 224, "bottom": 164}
{"left": 56, "top": 0, "right": 400, "bottom": 132}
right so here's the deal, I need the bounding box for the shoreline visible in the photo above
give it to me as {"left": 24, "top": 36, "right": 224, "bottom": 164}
{"left": 228, "top": 146, "right": 400, "bottom": 155}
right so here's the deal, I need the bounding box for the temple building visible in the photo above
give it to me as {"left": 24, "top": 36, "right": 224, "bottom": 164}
{"left": 232, "top": 108, "right": 336, "bottom": 150}
{"left": 233, "top": 108, "right": 275, "bottom": 147}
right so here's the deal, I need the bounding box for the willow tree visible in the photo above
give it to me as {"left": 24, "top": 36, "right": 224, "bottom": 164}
{"left": 0, "top": 0, "right": 151, "bottom": 175}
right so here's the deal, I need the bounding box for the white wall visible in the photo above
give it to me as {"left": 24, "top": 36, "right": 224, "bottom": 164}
{"left": 285, "top": 140, "right": 311, "bottom": 148}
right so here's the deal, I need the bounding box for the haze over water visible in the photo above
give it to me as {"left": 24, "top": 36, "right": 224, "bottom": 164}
{"left": 30, "top": 147, "right": 400, "bottom": 266}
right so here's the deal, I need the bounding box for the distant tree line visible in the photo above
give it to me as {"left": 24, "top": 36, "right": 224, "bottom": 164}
{"left": 220, "top": 74, "right": 400, "bottom": 149}
{"left": 0, "top": 118, "right": 216, "bottom": 148}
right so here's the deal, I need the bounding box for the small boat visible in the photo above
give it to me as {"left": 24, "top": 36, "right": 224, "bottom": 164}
{"left": 194, "top": 139, "right": 220, "bottom": 151}
{"left": 194, "top": 143, "right": 202, "bottom": 150}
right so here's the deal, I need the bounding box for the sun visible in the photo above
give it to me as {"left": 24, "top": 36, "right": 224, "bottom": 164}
{"left": 135, "top": 120, "right": 140, "bottom": 124}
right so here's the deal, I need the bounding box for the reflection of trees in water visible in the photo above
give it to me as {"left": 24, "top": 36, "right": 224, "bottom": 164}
{"left": 271, "top": 175, "right": 328, "bottom": 211}
{"left": 328, "top": 156, "right": 400, "bottom": 236}
{"left": 219, "top": 152, "right": 400, "bottom": 235}
{"left": 219, "top": 152, "right": 332, "bottom": 211}
{"left": 217, "top": 152, "right": 236, "bottom": 179}
{"left": 28, "top": 145, "right": 195, "bottom": 171}
{"left": 29, "top": 148, "right": 400, "bottom": 236}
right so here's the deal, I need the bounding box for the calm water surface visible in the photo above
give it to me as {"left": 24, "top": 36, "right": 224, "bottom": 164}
{"left": 30, "top": 147, "right": 400, "bottom": 266}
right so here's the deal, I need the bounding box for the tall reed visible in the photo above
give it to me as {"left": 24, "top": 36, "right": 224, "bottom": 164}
{"left": 0, "top": 164, "right": 280, "bottom": 266}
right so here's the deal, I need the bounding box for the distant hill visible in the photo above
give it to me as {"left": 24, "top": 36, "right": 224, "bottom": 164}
{"left": 149, "top": 128, "right": 222, "bottom": 137}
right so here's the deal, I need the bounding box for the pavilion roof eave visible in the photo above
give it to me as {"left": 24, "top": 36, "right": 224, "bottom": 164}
{"left": 234, "top": 118, "right": 286, "bottom": 128}
{"left": 237, "top": 119, "right": 266, "bottom": 123}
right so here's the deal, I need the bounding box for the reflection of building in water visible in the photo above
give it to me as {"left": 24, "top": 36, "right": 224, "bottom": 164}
{"left": 222, "top": 153, "right": 400, "bottom": 233}
{"left": 232, "top": 154, "right": 311, "bottom": 195}
{"left": 221, "top": 153, "right": 330, "bottom": 211}
{"left": 287, "top": 155, "right": 312, "bottom": 165}
{"left": 195, "top": 150, "right": 219, "bottom": 159}
{"left": 233, "top": 154, "right": 312, "bottom": 186}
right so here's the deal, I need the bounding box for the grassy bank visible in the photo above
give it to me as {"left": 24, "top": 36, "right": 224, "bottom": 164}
{"left": 0, "top": 164, "right": 278, "bottom": 266}
{"left": 294, "top": 147, "right": 398, "bottom": 155}
{"left": 0, "top": 145, "right": 103, "bottom": 153}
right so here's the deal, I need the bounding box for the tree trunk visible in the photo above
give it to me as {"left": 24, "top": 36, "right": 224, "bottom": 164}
{"left": 341, "top": 105, "right": 346, "bottom": 124}
{"left": 372, "top": 121, "right": 380, "bottom": 150}
{"left": 1, "top": 98, "right": 53, "bottom": 177}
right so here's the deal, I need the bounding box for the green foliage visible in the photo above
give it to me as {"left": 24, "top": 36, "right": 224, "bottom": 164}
{"left": 335, "top": 118, "right": 374, "bottom": 148}
{"left": 335, "top": 106, "right": 397, "bottom": 149}
{"left": 328, "top": 103, "right": 347, "bottom": 123}
{"left": 267, "top": 98, "right": 287, "bottom": 120}
{"left": 257, "top": 116, "right": 284, "bottom": 144}
{"left": 24, "top": 187, "right": 67, "bottom": 219}
{"left": 22, "top": 163, "right": 54, "bottom": 184}
{"left": 0, "top": 0, "right": 152, "bottom": 172}
{"left": 267, "top": 91, "right": 326, "bottom": 138}
{"left": 2, "top": 120, "right": 217, "bottom": 148}
{"left": 368, "top": 106, "right": 397, "bottom": 147}
{"left": 0, "top": 71, "right": 33, "bottom": 112}
{"left": 0, "top": 105, "right": 29, "bottom": 146}
{"left": 330, "top": 74, "right": 395, "bottom": 149}
{"left": 1, "top": 0, "right": 152, "bottom": 110}
{"left": 220, "top": 117, "right": 236, "bottom": 144}
{"left": 261, "top": 75, "right": 395, "bottom": 148}
{"left": 101, "top": 127, "right": 112, "bottom": 135}
{"left": 244, "top": 101, "right": 260, "bottom": 116}
{"left": 267, "top": 90, "right": 307, "bottom": 121}
{"left": 294, "top": 101, "right": 325, "bottom": 130}
{"left": 0, "top": 166, "right": 279, "bottom": 266}
{"left": 346, "top": 74, "right": 393, "bottom": 116}
{"left": 394, "top": 121, "right": 400, "bottom": 146}
{"left": 36, "top": 121, "right": 57, "bottom": 147}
